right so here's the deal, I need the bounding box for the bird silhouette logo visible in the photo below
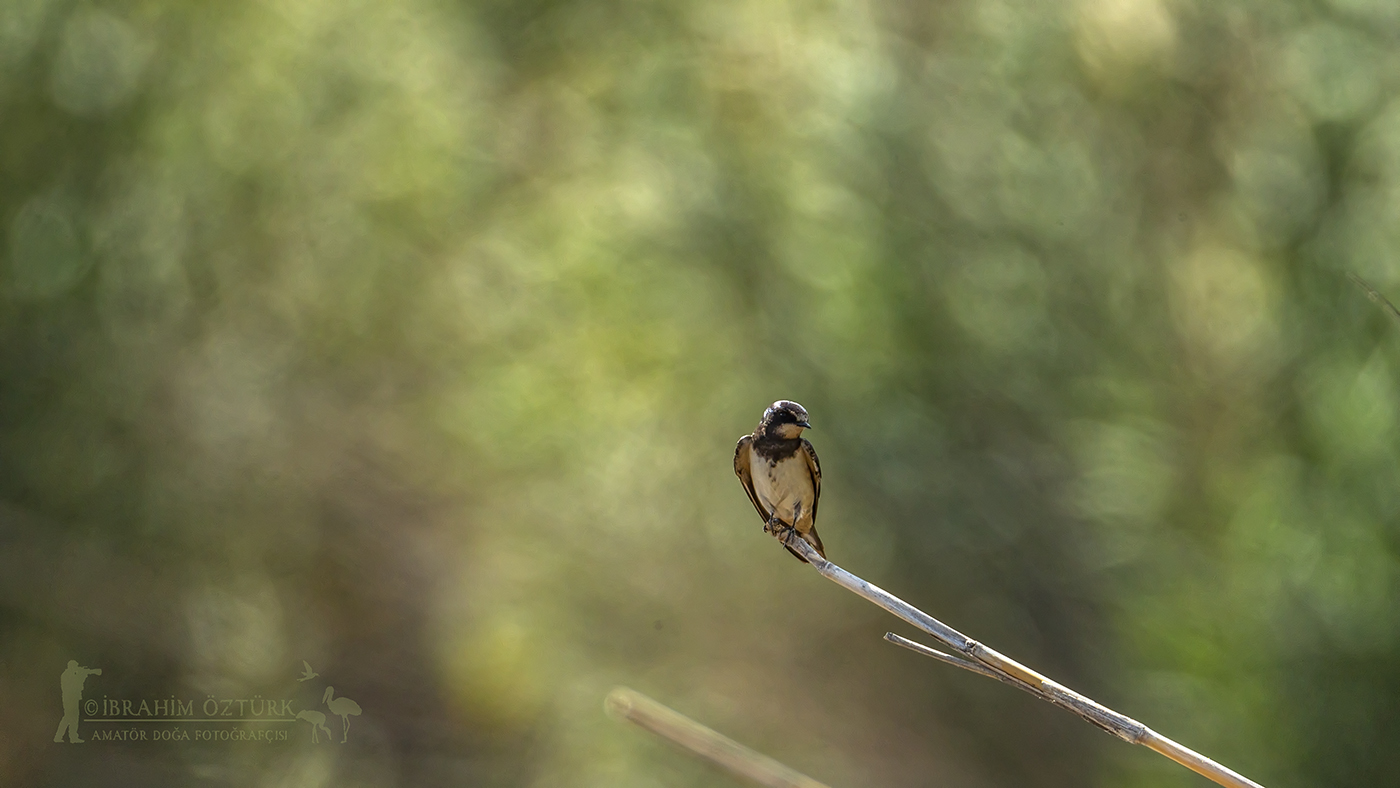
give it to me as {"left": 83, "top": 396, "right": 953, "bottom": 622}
{"left": 296, "top": 709, "right": 333, "bottom": 743}
{"left": 296, "top": 661, "right": 363, "bottom": 744}
{"left": 323, "top": 686, "right": 362, "bottom": 743}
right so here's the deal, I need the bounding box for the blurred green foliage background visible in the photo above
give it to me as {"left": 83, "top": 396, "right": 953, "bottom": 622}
{"left": 2, "top": 0, "right": 1399, "bottom": 785}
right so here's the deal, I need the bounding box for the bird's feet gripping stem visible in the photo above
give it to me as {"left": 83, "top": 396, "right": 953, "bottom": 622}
{"left": 779, "top": 526, "right": 799, "bottom": 549}
{"left": 768, "top": 519, "right": 798, "bottom": 543}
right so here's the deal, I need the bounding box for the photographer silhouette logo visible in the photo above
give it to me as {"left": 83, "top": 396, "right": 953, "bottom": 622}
{"left": 54, "top": 660, "right": 102, "bottom": 743}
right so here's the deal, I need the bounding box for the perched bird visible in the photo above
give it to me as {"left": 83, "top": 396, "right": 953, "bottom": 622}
{"left": 734, "top": 400, "right": 824, "bottom": 562}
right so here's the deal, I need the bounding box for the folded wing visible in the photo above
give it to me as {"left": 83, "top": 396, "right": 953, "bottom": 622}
{"left": 733, "top": 436, "right": 771, "bottom": 523}
{"left": 800, "top": 438, "right": 825, "bottom": 558}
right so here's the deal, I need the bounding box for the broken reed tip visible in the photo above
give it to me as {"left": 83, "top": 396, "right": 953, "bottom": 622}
{"left": 604, "top": 687, "right": 637, "bottom": 720}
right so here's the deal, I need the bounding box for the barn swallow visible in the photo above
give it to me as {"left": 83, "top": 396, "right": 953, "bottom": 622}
{"left": 734, "top": 400, "right": 825, "bottom": 562}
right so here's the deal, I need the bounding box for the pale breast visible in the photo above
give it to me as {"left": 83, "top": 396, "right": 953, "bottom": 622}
{"left": 749, "top": 450, "right": 815, "bottom": 526}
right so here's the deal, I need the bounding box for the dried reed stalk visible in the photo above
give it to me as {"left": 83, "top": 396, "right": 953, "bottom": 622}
{"left": 779, "top": 530, "right": 1265, "bottom": 788}
{"left": 606, "top": 687, "right": 831, "bottom": 788}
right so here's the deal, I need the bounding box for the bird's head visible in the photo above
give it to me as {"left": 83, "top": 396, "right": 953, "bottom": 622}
{"left": 760, "top": 400, "right": 812, "bottom": 439}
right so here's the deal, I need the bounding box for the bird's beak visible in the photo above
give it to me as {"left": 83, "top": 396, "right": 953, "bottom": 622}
{"left": 797, "top": 420, "right": 812, "bottom": 429}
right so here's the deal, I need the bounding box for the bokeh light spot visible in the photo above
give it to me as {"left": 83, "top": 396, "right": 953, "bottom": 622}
{"left": 50, "top": 9, "right": 150, "bottom": 116}
{"left": 6, "top": 191, "right": 89, "bottom": 299}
